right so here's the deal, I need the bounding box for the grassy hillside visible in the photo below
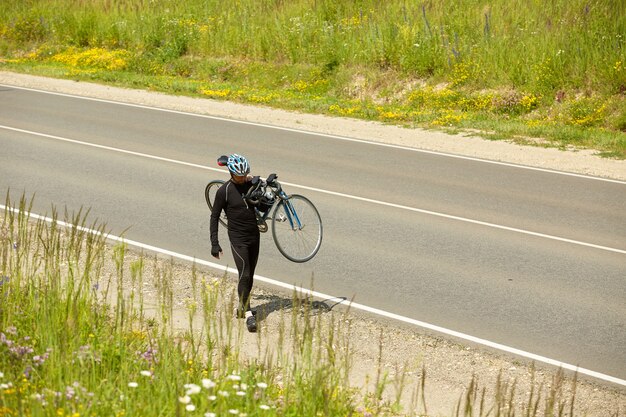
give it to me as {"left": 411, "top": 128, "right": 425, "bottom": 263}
{"left": 1, "top": 0, "right": 625, "bottom": 157}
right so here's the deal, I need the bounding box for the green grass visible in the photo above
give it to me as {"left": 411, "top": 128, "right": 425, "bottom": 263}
{"left": 0, "top": 0, "right": 625, "bottom": 158}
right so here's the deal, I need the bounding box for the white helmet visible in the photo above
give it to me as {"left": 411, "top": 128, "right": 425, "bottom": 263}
{"left": 226, "top": 154, "right": 250, "bottom": 176}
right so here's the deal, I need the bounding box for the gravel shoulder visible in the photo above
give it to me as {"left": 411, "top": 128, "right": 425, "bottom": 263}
{"left": 2, "top": 71, "right": 625, "bottom": 416}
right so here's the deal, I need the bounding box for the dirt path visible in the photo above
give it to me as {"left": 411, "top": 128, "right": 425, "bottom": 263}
{"left": 3, "top": 71, "right": 625, "bottom": 416}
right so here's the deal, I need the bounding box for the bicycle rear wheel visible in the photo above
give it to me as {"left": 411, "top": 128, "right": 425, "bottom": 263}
{"left": 271, "top": 194, "right": 322, "bottom": 263}
{"left": 205, "top": 180, "right": 228, "bottom": 228}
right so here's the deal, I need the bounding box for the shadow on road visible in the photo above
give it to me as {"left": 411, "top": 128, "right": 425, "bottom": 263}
{"left": 252, "top": 293, "right": 347, "bottom": 322}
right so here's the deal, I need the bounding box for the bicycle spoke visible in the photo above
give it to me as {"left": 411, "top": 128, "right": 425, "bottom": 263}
{"left": 272, "top": 195, "right": 322, "bottom": 262}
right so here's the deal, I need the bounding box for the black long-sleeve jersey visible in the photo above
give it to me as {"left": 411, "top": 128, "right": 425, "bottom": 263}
{"left": 210, "top": 180, "right": 260, "bottom": 246}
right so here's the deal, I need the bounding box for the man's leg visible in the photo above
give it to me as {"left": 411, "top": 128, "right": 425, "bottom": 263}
{"left": 230, "top": 243, "right": 254, "bottom": 314}
{"left": 248, "top": 239, "right": 260, "bottom": 283}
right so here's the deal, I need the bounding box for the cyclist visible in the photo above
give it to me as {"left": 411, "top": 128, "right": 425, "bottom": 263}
{"left": 209, "top": 153, "right": 260, "bottom": 333}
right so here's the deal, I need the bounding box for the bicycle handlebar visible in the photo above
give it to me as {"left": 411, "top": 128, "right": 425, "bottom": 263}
{"left": 243, "top": 173, "right": 287, "bottom": 205}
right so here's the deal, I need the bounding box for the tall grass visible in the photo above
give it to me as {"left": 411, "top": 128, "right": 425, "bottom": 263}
{"left": 1, "top": 0, "right": 624, "bottom": 94}
{"left": 0, "top": 196, "right": 620, "bottom": 416}
{"left": 0, "top": 196, "right": 359, "bottom": 416}
{"left": 1, "top": 0, "right": 625, "bottom": 156}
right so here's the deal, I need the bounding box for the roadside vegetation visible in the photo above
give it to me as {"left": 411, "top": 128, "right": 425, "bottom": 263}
{"left": 0, "top": 0, "right": 625, "bottom": 157}
{"left": 1, "top": 197, "right": 616, "bottom": 416}
{"left": 0, "top": 197, "right": 362, "bottom": 416}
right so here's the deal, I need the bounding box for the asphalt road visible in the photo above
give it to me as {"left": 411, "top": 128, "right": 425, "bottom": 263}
{"left": 1, "top": 84, "right": 625, "bottom": 382}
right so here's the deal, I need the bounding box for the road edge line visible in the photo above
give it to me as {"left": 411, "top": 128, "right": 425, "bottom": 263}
{"left": 2, "top": 203, "right": 625, "bottom": 388}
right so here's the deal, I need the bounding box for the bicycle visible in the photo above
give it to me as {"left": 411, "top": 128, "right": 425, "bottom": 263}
{"left": 205, "top": 157, "right": 323, "bottom": 263}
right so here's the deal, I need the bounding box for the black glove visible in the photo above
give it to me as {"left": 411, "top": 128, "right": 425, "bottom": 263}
{"left": 246, "top": 184, "right": 263, "bottom": 204}
{"left": 250, "top": 188, "right": 264, "bottom": 199}
{"left": 211, "top": 244, "right": 222, "bottom": 258}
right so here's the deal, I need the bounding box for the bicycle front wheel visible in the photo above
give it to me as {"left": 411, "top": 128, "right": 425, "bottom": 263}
{"left": 271, "top": 194, "right": 322, "bottom": 263}
{"left": 205, "top": 180, "right": 228, "bottom": 228}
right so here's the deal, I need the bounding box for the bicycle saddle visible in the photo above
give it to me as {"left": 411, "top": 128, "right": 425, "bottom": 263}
{"left": 217, "top": 155, "right": 228, "bottom": 166}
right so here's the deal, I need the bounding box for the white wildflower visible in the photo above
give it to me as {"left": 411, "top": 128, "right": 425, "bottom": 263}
{"left": 202, "top": 378, "right": 216, "bottom": 389}
{"left": 179, "top": 395, "right": 191, "bottom": 404}
{"left": 185, "top": 383, "right": 201, "bottom": 395}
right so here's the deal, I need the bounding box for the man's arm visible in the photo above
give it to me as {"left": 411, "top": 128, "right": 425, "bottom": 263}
{"left": 209, "top": 185, "right": 226, "bottom": 257}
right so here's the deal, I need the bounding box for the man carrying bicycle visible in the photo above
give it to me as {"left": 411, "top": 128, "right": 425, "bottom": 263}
{"left": 209, "top": 153, "right": 260, "bottom": 333}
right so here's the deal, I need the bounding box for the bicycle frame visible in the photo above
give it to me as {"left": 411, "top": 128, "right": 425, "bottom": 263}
{"left": 255, "top": 182, "right": 302, "bottom": 231}
{"left": 282, "top": 199, "right": 303, "bottom": 231}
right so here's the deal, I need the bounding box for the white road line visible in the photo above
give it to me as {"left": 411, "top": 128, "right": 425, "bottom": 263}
{"left": 1, "top": 124, "right": 220, "bottom": 171}
{"left": 2, "top": 203, "right": 625, "bottom": 387}
{"left": 278, "top": 183, "right": 626, "bottom": 254}
{"left": 2, "top": 124, "right": 625, "bottom": 255}
{"left": 2, "top": 82, "right": 626, "bottom": 185}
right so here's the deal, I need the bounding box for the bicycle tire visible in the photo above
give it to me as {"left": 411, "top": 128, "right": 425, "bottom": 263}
{"left": 271, "top": 194, "right": 322, "bottom": 263}
{"left": 205, "top": 180, "right": 228, "bottom": 228}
